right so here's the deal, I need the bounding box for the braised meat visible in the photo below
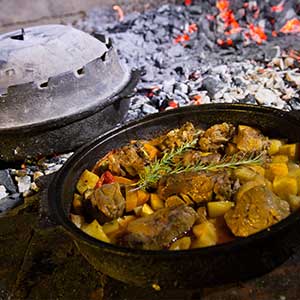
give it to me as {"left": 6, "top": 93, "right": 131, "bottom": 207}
{"left": 89, "top": 182, "right": 125, "bottom": 223}
{"left": 182, "top": 150, "right": 221, "bottom": 166}
{"left": 72, "top": 121, "right": 297, "bottom": 250}
{"left": 233, "top": 125, "right": 269, "bottom": 153}
{"left": 151, "top": 122, "right": 201, "bottom": 151}
{"left": 158, "top": 171, "right": 233, "bottom": 203}
{"left": 120, "top": 205, "right": 198, "bottom": 250}
{"left": 199, "top": 123, "right": 235, "bottom": 152}
{"left": 224, "top": 185, "right": 290, "bottom": 237}
{"left": 93, "top": 145, "right": 145, "bottom": 177}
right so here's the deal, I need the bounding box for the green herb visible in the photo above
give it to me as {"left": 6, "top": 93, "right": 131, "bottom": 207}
{"left": 134, "top": 140, "right": 264, "bottom": 190}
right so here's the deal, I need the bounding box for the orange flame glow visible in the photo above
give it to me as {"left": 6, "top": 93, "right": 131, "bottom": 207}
{"left": 271, "top": 1, "right": 285, "bottom": 13}
{"left": 174, "top": 23, "right": 198, "bottom": 45}
{"left": 248, "top": 24, "right": 267, "bottom": 44}
{"left": 280, "top": 18, "right": 300, "bottom": 34}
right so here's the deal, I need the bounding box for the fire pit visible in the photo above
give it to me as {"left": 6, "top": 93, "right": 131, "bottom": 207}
{"left": 1, "top": 0, "right": 300, "bottom": 299}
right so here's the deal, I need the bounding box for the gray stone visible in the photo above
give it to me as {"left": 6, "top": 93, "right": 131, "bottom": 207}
{"left": 0, "top": 193, "right": 22, "bottom": 213}
{"left": 0, "top": 185, "right": 8, "bottom": 200}
{"left": 0, "top": 170, "right": 16, "bottom": 193}
{"left": 16, "top": 175, "right": 32, "bottom": 193}
{"left": 254, "top": 87, "right": 285, "bottom": 108}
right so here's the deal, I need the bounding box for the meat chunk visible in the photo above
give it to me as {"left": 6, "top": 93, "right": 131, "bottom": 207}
{"left": 93, "top": 145, "right": 145, "bottom": 177}
{"left": 233, "top": 125, "right": 269, "bottom": 153}
{"left": 224, "top": 185, "right": 290, "bottom": 237}
{"left": 89, "top": 182, "right": 125, "bottom": 223}
{"left": 181, "top": 150, "right": 221, "bottom": 166}
{"left": 158, "top": 171, "right": 233, "bottom": 203}
{"left": 158, "top": 172, "right": 214, "bottom": 203}
{"left": 199, "top": 123, "right": 235, "bottom": 152}
{"left": 151, "top": 122, "right": 201, "bottom": 151}
{"left": 120, "top": 205, "right": 197, "bottom": 250}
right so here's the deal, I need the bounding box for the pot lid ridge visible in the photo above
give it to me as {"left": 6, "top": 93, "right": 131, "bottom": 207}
{"left": 0, "top": 24, "right": 108, "bottom": 90}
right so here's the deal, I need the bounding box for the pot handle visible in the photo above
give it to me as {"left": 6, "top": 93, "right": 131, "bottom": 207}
{"left": 288, "top": 109, "right": 300, "bottom": 122}
{"left": 36, "top": 174, "right": 60, "bottom": 228}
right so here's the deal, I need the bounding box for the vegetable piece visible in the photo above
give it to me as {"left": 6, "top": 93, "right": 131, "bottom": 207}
{"left": 192, "top": 221, "right": 217, "bottom": 248}
{"left": 278, "top": 144, "right": 299, "bottom": 161}
{"left": 125, "top": 188, "right": 138, "bottom": 212}
{"left": 265, "top": 163, "right": 288, "bottom": 181}
{"left": 117, "top": 215, "right": 137, "bottom": 228}
{"left": 273, "top": 176, "right": 298, "bottom": 201}
{"left": 248, "top": 165, "right": 265, "bottom": 177}
{"left": 102, "top": 219, "right": 120, "bottom": 235}
{"left": 287, "top": 195, "right": 300, "bottom": 212}
{"left": 76, "top": 169, "right": 99, "bottom": 194}
{"left": 207, "top": 201, "right": 234, "bottom": 218}
{"left": 169, "top": 237, "right": 191, "bottom": 250}
{"left": 137, "top": 190, "right": 150, "bottom": 206}
{"left": 70, "top": 214, "right": 85, "bottom": 228}
{"left": 234, "top": 167, "right": 258, "bottom": 183}
{"left": 81, "top": 220, "right": 110, "bottom": 243}
{"left": 271, "top": 155, "right": 289, "bottom": 163}
{"left": 141, "top": 203, "right": 154, "bottom": 217}
{"left": 268, "top": 139, "right": 283, "bottom": 155}
{"left": 165, "top": 195, "right": 185, "bottom": 207}
{"left": 114, "top": 176, "right": 135, "bottom": 185}
{"left": 143, "top": 143, "right": 159, "bottom": 160}
{"left": 150, "top": 193, "right": 164, "bottom": 211}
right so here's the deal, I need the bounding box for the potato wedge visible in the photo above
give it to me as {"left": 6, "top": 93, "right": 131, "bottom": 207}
{"left": 207, "top": 201, "right": 234, "bottom": 218}
{"left": 76, "top": 169, "right": 99, "bottom": 195}
{"left": 81, "top": 220, "right": 110, "bottom": 243}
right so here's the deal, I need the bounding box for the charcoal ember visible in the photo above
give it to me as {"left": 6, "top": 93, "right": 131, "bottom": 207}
{"left": 174, "top": 82, "right": 189, "bottom": 94}
{"left": 0, "top": 170, "right": 17, "bottom": 193}
{"left": 142, "top": 103, "right": 158, "bottom": 114}
{"left": 0, "top": 193, "right": 22, "bottom": 213}
{"left": 263, "top": 46, "right": 281, "bottom": 61}
{"left": 201, "top": 76, "right": 223, "bottom": 98}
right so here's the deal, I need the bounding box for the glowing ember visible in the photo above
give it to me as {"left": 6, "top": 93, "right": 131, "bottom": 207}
{"left": 174, "top": 33, "right": 190, "bottom": 44}
{"left": 192, "top": 95, "right": 202, "bottom": 105}
{"left": 271, "top": 0, "right": 285, "bottom": 13}
{"left": 168, "top": 100, "right": 178, "bottom": 108}
{"left": 248, "top": 24, "right": 267, "bottom": 44}
{"left": 174, "top": 23, "right": 198, "bottom": 45}
{"left": 280, "top": 18, "right": 300, "bottom": 34}
{"left": 113, "top": 5, "right": 124, "bottom": 22}
{"left": 216, "top": 0, "right": 240, "bottom": 36}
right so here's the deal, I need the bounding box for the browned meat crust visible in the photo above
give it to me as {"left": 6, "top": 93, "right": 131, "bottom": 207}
{"left": 120, "top": 205, "right": 198, "bottom": 250}
{"left": 199, "top": 123, "right": 235, "bottom": 152}
{"left": 224, "top": 185, "right": 290, "bottom": 237}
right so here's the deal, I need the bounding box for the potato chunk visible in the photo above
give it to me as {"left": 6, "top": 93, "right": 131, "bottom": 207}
{"left": 207, "top": 201, "right": 234, "bottom": 218}
{"left": 81, "top": 220, "right": 110, "bottom": 243}
{"left": 76, "top": 170, "right": 99, "bottom": 195}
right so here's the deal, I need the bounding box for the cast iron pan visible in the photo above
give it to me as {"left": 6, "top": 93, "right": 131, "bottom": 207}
{"left": 48, "top": 103, "right": 300, "bottom": 289}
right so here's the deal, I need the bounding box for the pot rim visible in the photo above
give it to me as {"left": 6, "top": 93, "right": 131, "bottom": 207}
{"left": 49, "top": 103, "right": 300, "bottom": 257}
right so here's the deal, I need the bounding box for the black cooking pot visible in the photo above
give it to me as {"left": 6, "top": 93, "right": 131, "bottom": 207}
{"left": 48, "top": 103, "right": 300, "bottom": 289}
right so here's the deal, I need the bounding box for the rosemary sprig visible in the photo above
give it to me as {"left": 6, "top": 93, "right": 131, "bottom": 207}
{"left": 135, "top": 139, "right": 198, "bottom": 190}
{"left": 135, "top": 142, "right": 264, "bottom": 191}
